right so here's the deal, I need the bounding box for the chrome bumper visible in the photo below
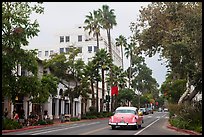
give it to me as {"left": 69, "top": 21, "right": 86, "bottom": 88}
{"left": 109, "top": 122, "right": 137, "bottom": 126}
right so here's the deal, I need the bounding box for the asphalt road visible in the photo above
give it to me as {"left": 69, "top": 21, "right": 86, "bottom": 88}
{"left": 2, "top": 112, "right": 188, "bottom": 135}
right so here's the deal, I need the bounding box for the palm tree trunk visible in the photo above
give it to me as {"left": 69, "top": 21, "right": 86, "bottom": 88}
{"left": 91, "top": 80, "right": 95, "bottom": 107}
{"left": 101, "top": 69, "right": 105, "bottom": 112}
{"left": 96, "top": 34, "right": 99, "bottom": 51}
{"left": 96, "top": 80, "right": 99, "bottom": 112}
{"left": 121, "top": 45, "right": 124, "bottom": 70}
{"left": 129, "top": 51, "right": 132, "bottom": 88}
{"left": 96, "top": 33, "right": 100, "bottom": 112}
{"left": 107, "top": 29, "right": 114, "bottom": 112}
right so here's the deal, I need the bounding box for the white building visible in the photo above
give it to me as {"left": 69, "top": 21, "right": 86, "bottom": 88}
{"left": 20, "top": 24, "right": 122, "bottom": 119}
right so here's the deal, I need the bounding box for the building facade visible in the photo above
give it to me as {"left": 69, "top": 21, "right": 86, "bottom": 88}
{"left": 36, "top": 24, "right": 122, "bottom": 115}
{"left": 3, "top": 24, "right": 122, "bottom": 120}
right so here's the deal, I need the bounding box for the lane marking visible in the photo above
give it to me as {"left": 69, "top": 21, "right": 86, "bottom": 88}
{"left": 134, "top": 118, "right": 160, "bottom": 135}
{"left": 79, "top": 126, "right": 110, "bottom": 135}
{"left": 17, "top": 122, "right": 100, "bottom": 135}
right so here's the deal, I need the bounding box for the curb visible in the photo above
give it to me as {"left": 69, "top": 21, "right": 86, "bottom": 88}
{"left": 2, "top": 117, "right": 109, "bottom": 134}
{"left": 166, "top": 123, "right": 202, "bottom": 135}
{"left": 2, "top": 124, "right": 57, "bottom": 134}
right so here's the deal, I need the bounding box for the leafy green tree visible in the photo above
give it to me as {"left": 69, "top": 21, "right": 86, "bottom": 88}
{"left": 2, "top": 2, "right": 44, "bottom": 102}
{"left": 115, "top": 35, "right": 127, "bottom": 70}
{"left": 44, "top": 47, "right": 90, "bottom": 116}
{"left": 31, "top": 74, "right": 59, "bottom": 119}
{"left": 131, "top": 55, "right": 159, "bottom": 94}
{"left": 117, "top": 88, "right": 135, "bottom": 107}
{"left": 161, "top": 72, "right": 187, "bottom": 103}
{"left": 133, "top": 2, "right": 202, "bottom": 104}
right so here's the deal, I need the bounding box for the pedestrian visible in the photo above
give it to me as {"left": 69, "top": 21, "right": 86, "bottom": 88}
{"left": 14, "top": 112, "right": 19, "bottom": 122}
{"left": 13, "top": 108, "right": 17, "bottom": 119}
{"left": 4, "top": 108, "right": 8, "bottom": 118}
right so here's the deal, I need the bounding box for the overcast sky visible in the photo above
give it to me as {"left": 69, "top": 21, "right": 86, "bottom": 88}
{"left": 28, "top": 2, "right": 167, "bottom": 87}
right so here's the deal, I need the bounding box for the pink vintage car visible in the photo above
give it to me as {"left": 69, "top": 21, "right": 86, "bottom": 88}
{"left": 109, "top": 106, "right": 143, "bottom": 130}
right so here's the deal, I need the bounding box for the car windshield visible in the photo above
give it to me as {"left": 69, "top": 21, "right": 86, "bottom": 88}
{"left": 115, "top": 109, "right": 136, "bottom": 114}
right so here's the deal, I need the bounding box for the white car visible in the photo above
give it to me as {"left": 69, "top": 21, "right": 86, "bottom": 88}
{"left": 164, "top": 108, "right": 168, "bottom": 112}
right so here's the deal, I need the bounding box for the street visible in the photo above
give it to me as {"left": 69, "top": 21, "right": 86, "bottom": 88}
{"left": 2, "top": 112, "right": 188, "bottom": 135}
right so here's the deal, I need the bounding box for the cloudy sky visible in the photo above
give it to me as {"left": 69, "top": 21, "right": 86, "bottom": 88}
{"left": 28, "top": 2, "right": 168, "bottom": 87}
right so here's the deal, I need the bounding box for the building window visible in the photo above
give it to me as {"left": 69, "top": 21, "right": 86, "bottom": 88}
{"left": 60, "top": 36, "right": 64, "bottom": 43}
{"left": 78, "top": 47, "right": 82, "bottom": 53}
{"left": 88, "top": 46, "right": 92, "bottom": 53}
{"left": 94, "top": 46, "right": 98, "bottom": 52}
{"left": 50, "top": 50, "right": 54, "bottom": 55}
{"left": 60, "top": 48, "right": 64, "bottom": 54}
{"left": 21, "top": 69, "right": 26, "bottom": 76}
{"left": 59, "top": 89, "right": 63, "bottom": 96}
{"left": 78, "top": 35, "right": 82, "bottom": 42}
{"left": 65, "top": 36, "right": 70, "bottom": 42}
{"left": 65, "top": 47, "right": 69, "bottom": 53}
{"left": 38, "top": 51, "right": 42, "bottom": 57}
{"left": 45, "top": 51, "right": 49, "bottom": 56}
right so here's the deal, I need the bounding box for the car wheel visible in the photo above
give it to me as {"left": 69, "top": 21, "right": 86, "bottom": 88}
{"left": 111, "top": 125, "right": 116, "bottom": 130}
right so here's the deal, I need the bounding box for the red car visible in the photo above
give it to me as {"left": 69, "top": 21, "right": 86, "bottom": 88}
{"left": 109, "top": 106, "right": 143, "bottom": 130}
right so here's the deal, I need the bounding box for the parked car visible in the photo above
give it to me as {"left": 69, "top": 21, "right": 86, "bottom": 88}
{"left": 164, "top": 108, "right": 168, "bottom": 112}
{"left": 108, "top": 107, "right": 143, "bottom": 130}
{"left": 147, "top": 107, "right": 153, "bottom": 114}
{"left": 158, "top": 107, "right": 162, "bottom": 112}
{"left": 139, "top": 108, "right": 148, "bottom": 115}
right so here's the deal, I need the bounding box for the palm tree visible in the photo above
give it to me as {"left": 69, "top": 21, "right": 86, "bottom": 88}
{"left": 92, "top": 58, "right": 101, "bottom": 112}
{"left": 94, "top": 49, "right": 112, "bottom": 112}
{"left": 84, "top": 10, "right": 102, "bottom": 112}
{"left": 124, "top": 42, "right": 136, "bottom": 89}
{"left": 98, "top": 5, "right": 117, "bottom": 112}
{"left": 83, "top": 61, "right": 98, "bottom": 108}
{"left": 84, "top": 10, "right": 101, "bottom": 50}
{"left": 98, "top": 4, "right": 117, "bottom": 85}
{"left": 106, "top": 65, "right": 127, "bottom": 109}
{"left": 115, "top": 35, "right": 127, "bottom": 70}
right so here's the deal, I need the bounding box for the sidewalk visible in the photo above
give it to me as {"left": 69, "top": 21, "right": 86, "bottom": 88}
{"left": 2, "top": 118, "right": 61, "bottom": 134}
{"left": 2, "top": 118, "right": 109, "bottom": 134}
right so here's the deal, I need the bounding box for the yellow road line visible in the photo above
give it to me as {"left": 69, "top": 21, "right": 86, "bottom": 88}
{"left": 79, "top": 126, "right": 110, "bottom": 135}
